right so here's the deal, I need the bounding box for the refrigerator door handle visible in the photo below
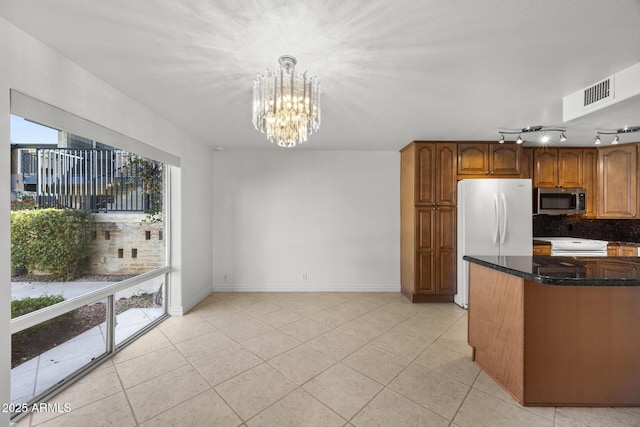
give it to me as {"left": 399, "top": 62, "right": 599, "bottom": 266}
{"left": 500, "top": 193, "right": 508, "bottom": 245}
{"left": 492, "top": 193, "right": 500, "bottom": 245}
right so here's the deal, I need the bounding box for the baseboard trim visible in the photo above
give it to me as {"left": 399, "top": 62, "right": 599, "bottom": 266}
{"left": 212, "top": 284, "right": 401, "bottom": 293}
{"left": 167, "top": 306, "right": 184, "bottom": 316}
{"left": 169, "top": 285, "right": 214, "bottom": 315}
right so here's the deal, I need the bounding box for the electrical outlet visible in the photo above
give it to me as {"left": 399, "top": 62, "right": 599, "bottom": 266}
{"left": 224, "top": 274, "right": 228, "bottom": 281}
{"left": 302, "top": 272, "right": 308, "bottom": 281}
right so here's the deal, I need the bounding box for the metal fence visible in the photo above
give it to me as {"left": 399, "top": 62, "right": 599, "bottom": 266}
{"left": 35, "top": 148, "right": 160, "bottom": 212}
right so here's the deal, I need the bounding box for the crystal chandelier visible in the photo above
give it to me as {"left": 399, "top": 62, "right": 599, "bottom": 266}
{"left": 252, "top": 55, "right": 321, "bottom": 147}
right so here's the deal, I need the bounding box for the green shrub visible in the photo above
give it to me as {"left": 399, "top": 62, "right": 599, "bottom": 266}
{"left": 11, "top": 295, "right": 66, "bottom": 318}
{"left": 11, "top": 295, "right": 74, "bottom": 348}
{"left": 11, "top": 209, "right": 95, "bottom": 280}
{"left": 10, "top": 199, "right": 37, "bottom": 210}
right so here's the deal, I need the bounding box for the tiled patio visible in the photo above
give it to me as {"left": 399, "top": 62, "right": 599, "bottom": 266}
{"left": 13, "top": 292, "right": 640, "bottom": 426}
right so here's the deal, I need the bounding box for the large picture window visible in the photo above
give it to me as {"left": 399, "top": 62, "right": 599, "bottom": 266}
{"left": 8, "top": 92, "right": 174, "bottom": 419}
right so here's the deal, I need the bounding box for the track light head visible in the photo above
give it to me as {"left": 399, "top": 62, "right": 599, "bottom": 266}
{"left": 498, "top": 125, "right": 565, "bottom": 145}
{"left": 499, "top": 134, "right": 505, "bottom": 144}
{"left": 595, "top": 134, "right": 602, "bottom": 145}
{"left": 595, "top": 126, "right": 640, "bottom": 145}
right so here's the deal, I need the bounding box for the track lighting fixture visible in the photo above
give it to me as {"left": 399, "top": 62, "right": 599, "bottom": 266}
{"left": 499, "top": 134, "right": 505, "bottom": 144}
{"left": 595, "top": 126, "right": 640, "bottom": 145}
{"left": 498, "top": 125, "right": 567, "bottom": 145}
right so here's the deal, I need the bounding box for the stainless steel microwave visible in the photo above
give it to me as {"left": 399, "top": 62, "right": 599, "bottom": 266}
{"left": 533, "top": 187, "right": 586, "bottom": 215}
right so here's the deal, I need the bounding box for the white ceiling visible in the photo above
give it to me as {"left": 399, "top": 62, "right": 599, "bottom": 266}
{"left": 1, "top": 0, "right": 640, "bottom": 150}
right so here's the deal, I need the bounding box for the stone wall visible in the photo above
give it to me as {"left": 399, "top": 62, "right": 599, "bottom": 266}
{"left": 87, "top": 213, "right": 165, "bottom": 274}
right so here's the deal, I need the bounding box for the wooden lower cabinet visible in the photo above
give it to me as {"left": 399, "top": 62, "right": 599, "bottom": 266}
{"left": 608, "top": 245, "right": 639, "bottom": 257}
{"left": 533, "top": 244, "right": 551, "bottom": 256}
{"left": 469, "top": 263, "right": 640, "bottom": 406}
{"left": 410, "top": 207, "right": 456, "bottom": 301}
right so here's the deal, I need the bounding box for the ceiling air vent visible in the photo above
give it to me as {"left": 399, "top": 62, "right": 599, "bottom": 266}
{"left": 583, "top": 78, "right": 611, "bottom": 107}
{"left": 563, "top": 62, "right": 640, "bottom": 122}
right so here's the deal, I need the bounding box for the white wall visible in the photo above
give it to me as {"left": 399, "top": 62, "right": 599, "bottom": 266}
{"left": 0, "top": 17, "right": 214, "bottom": 424}
{"left": 212, "top": 150, "right": 400, "bottom": 292}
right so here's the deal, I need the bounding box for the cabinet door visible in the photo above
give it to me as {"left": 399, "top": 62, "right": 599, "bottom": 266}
{"left": 416, "top": 144, "right": 436, "bottom": 205}
{"left": 597, "top": 261, "right": 639, "bottom": 278}
{"left": 533, "top": 149, "right": 558, "bottom": 187}
{"left": 521, "top": 147, "right": 534, "bottom": 179}
{"left": 582, "top": 149, "right": 598, "bottom": 218}
{"left": 416, "top": 208, "right": 434, "bottom": 251}
{"left": 457, "top": 144, "right": 489, "bottom": 175}
{"left": 621, "top": 246, "right": 638, "bottom": 256}
{"left": 558, "top": 149, "right": 582, "bottom": 188}
{"left": 490, "top": 145, "right": 521, "bottom": 176}
{"left": 598, "top": 146, "right": 637, "bottom": 218}
{"left": 415, "top": 207, "right": 456, "bottom": 295}
{"left": 416, "top": 208, "right": 435, "bottom": 293}
{"left": 435, "top": 207, "right": 457, "bottom": 295}
{"left": 436, "top": 144, "right": 457, "bottom": 205}
{"left": 416, "top": 252, "right": 435, "bottom": 294}
{"left": 607, "top": 245, "right": 621, "bottom": 256}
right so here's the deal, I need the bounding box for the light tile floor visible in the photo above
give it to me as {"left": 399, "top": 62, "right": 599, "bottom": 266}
{"left": 14, "top": 292, "right": 640, "bottom": 427}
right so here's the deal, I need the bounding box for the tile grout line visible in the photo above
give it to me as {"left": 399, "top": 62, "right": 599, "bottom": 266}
{"left": 156, "top": 294, "right": 468, "bottom": 425}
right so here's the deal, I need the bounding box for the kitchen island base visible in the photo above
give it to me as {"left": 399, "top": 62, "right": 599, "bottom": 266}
{"left": 468, "top": 262, "right": 640, "bottom": 406}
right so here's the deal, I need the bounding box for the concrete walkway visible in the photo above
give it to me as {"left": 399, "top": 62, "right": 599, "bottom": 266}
{"left": 11, "top": 307, "right": 163, "bottom": 405}
{"left": 11, "top": 276, "right": 163, "bottom": 301}
{"left": 10, "top": 276, "right": 164, "bottom": 404}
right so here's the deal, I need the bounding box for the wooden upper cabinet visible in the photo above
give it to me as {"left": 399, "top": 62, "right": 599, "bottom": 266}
{"left": 417, "top": 143, "right": 456, "bottom": 206}
{"left": 457, "top": 144, "right": 489, "bottom": 176}
{"left": 533, "top": 149, "right": 558, "bottom": 187}
{"left": 521, "top": 147, "right": 534, "bottom": 179}
{"left": 558, "top": 149, "right": 583, "bottom": 187}
{"left": 417, "top": 144, "right": 435, "bottom": 204}
{"left": 533, "top": 148, "right": 583, "bottom": 188}
{"left": 582, "top": 148, "right": 598, "bottom": 218}
{"left": 458, "top": 143, "right": 521, "bottom": 177}
{"left": 597, "top": 145, "right": 637, "bottom": 218}
{"left": 490, "top": 145, "right": 522, "bottom": 175}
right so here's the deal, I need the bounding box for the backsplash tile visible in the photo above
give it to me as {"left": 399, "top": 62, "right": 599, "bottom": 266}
{"left": 533, "top": 215, "right": 640, "bottom": 243}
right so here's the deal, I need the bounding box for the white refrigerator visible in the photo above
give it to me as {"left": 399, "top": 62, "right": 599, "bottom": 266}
{"left": 455, "top": 179, "right": 532, "bottom": 308}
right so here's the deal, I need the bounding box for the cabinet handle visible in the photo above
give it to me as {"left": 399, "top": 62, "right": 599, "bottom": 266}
{"left": 490, "top": 171, "right": 495, "bottom": 175}
{"left": 485, "top": 171, "right": 490, "bottom": 175}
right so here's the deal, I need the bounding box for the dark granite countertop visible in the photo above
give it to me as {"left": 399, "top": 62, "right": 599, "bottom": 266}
{"left": 463, "top": 255, "right": 640, "bottom": 286}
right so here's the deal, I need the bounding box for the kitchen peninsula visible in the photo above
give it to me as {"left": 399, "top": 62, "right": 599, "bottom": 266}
{"left": 464, "top": 255, "right": 640, "bottom": 407}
